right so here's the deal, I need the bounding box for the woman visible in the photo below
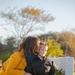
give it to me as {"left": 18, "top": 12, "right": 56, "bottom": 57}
{"left": 0, "top": 36, "right": 40, "bottom": 75}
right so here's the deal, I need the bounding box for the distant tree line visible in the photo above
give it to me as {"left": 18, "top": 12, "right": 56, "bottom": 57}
{"left": 0, "top": 31, "right": 75, "bottom": 62}
{"left": 0, "top": 37, "right": 18, "bottom": 55}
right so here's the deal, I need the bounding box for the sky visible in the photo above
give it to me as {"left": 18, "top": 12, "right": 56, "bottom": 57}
{"left": 0, "top": 0, "right": 75, "bottom": 38}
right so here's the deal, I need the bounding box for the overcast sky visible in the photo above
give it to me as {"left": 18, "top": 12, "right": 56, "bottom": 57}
{"left": 0, "top": 0, "right": 75, "bottom": 38}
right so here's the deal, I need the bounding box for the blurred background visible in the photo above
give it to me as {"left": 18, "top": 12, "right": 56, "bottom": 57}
{"left": 0, "top": 0, "right": 75, "bottom": 72}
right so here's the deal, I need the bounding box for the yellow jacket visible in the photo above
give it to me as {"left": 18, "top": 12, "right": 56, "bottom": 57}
{"left": 0, "top": 49, "right": 27, "bottom": 75}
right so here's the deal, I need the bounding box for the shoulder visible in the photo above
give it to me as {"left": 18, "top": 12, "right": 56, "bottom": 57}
{"left": 9, "top": 51, "right": 24, "bottom": 62}
{"left": 31, "top": 57, "right": 42, "bottom": 66}
{"left": 11, "top": 52, "right": 21, "bottom": 57}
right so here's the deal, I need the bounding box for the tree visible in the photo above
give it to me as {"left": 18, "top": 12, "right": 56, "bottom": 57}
{"left": 5, "top": 37, "right": 17, "bottom": 52}
{"left": 0, "top": 7, "right": 55, "bottom": 39}
{"left": 46, "top": 39, "right": 63, "bottom": 57}
{"left": 0, "top": 43, "right": 4, "bottom": 54}
{"left": 38, "top": 32, "right": 57, "bottom": 41}
{"left": 57, "top": 31, "right": 75, "bottom": 58}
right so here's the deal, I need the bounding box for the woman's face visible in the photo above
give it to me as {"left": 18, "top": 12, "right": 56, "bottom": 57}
{"left": 37, "top": 40, "right": 40, "bottom": 49}
{"left": 38, "top": 45, "right": 48, "bottom": 57}
{"left": 35, "top": 40, "right": 40, "bottom": 53}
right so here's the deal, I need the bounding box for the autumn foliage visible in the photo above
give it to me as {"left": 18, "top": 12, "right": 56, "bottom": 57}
{"left": 46, "top": 39, "right": 63, "bottom": 57}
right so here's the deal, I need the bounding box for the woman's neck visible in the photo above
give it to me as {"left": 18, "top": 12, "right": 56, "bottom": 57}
{"left": 38, "top": 55, "right": 44, "bottom": 60}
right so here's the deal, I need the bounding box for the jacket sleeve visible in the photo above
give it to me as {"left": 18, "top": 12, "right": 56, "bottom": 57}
{"left": 25, "top": 64, "right": 33, "bottom": 73}
{"left": 5, "top": 52, "right": 26, "bottom": 75}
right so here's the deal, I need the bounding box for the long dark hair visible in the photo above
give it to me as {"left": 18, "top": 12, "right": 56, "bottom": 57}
{"left": 17, "top": 36, "right": 40, "bottom": 57}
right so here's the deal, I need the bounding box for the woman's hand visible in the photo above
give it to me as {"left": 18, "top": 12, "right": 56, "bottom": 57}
{"left": 24, "top": 72, "right": 32, "bottom": 75}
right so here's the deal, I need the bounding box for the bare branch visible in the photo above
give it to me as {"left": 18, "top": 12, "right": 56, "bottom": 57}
{"left": 0, "top": 6, "right": 55, "bottom": 39}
